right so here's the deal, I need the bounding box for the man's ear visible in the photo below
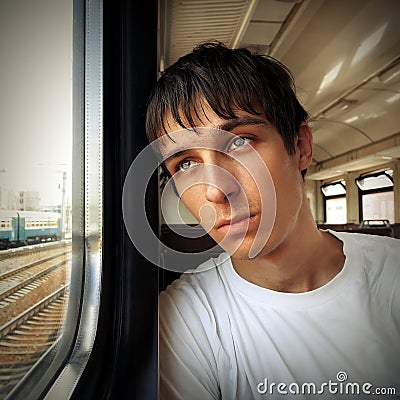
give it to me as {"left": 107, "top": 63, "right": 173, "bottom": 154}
{"left": 296, "top": 123, "right": 313, "bottom": 172}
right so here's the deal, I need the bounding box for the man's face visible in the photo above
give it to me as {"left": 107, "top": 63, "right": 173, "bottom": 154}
{"left": 158, "top": 108, "right": 311, "bottom": 260}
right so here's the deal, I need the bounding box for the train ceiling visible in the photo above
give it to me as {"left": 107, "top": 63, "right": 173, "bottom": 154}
{"left": 159, "top": 0, "right": 400, "bottom": 180}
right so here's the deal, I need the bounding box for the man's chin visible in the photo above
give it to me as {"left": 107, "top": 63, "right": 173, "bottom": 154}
{"left": 217, "top": 234, "right": 275, "bottom": 260}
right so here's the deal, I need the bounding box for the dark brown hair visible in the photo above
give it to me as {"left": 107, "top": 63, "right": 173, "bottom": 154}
{"left": 146, "top": 41, "right": 308, "bottom": 157}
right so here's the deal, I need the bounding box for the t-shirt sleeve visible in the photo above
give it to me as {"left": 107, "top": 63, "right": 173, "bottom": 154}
{"left": 159, "top": 281, "right": 220, "bottom": 400}
{"left": 384, "top": 238, "right": 400, "bottom": 331}
{"left": 364, "top": 234, "right": 400, "bottom": 332}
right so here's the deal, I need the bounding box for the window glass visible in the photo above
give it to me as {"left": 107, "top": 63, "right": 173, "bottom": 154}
{"left": 357, "top": 169, "right": 395, "bottom": 223}
{"left": 321, "top": 180, "right": 347, "bottom": 224}
{"left": 321, "top": 181, "right": 346, "bottom": 196}
{"left": 356, "top": 169, "right": 393, "bottom": 191}
{"left": 362, "top": 191, "right": 394, "bottom": 223}
{"left": 0, "top": 0, "right": 72, "bottom": 397}
{"left": 325, "top": 197, "right": 347, "bottom": 224}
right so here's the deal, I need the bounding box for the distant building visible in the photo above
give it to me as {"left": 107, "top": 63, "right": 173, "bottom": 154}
{"left": 0, "top": 187, "right": 6, "bottom": 209}
{"left": 17, "top": 191, "right": 41, "bottom": 211}
{"left": 0, "top": 187, "right": 17, "bottom": 210}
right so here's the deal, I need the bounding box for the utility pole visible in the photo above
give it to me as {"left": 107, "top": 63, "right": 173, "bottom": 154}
{"left": 61, "top": 170, "right": 66, "bottom": 240}
{"left": 0, "top": 169, "right": 5, "bottom": 209}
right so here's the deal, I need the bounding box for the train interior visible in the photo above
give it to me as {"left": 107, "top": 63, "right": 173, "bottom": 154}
{"left": 0, "top": 0, "right": 399, "bottom": 399}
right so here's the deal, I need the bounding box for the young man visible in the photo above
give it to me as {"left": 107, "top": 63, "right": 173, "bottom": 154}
{"left": 146, "top": 43, "right": 400, "bottom": 399}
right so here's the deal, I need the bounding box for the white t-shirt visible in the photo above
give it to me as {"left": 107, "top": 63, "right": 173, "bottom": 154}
{"left": 159, "top": 231, "right": 400, "bottom": 399}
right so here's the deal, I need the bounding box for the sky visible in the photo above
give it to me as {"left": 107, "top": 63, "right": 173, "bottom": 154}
{"left": 0, "top": 0, "right": 72, "bottom": 206}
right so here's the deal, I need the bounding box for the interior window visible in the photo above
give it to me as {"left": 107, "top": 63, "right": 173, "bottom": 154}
{"left": 321, "top": 180, "right": 347, "bottom": 223}
{"left": 356, "top": 169, "right": 394, "bottom": 223}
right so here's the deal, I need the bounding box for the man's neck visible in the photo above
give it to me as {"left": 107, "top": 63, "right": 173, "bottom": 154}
{"left": 231, "top": 215, "right": 345, "bottom": 293}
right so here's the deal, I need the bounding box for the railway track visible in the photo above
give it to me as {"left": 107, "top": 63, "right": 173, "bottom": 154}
{"left": 0, "top": 242, "right": 71, "bottom": 398}
{"left": 0, "top": 240, "right": 71, "bottom": 276}
{"left": 0, "top": 251, "right": 70, "bottom": 300}
{"left": 0, "top": 252, "right": 70, "bottom": 327}
{"left": 0, "top": 286, "right": 68, "bottom": 400}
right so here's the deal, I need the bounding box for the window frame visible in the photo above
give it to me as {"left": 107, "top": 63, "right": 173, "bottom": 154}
{"left": 321, "top": 180, "right": 347, "bottom": 223}
{"left": 9, "top": 0, "right": 103, "bottom": 399}
{"left": 69, "top": 0, "right": 159, "bottom": 399}
{"left": 356, "top": 169, "right": 394, "bottom": 223}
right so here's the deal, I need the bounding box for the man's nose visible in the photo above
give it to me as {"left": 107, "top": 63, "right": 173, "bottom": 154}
{"left": 203, "top": 163, "right": 240, "bottom": 203}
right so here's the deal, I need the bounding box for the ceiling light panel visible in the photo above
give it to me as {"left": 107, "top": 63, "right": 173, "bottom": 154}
{"left": 239, "top": 0, "right": 295, "bottom": 48}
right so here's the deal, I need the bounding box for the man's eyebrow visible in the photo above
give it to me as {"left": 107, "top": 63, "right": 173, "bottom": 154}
{"left": 217, "top": 116, "right": 270, "bottom": 132}
{"left": 163, "top": 149, "right": 191, "bottom": 166}
{"left": 161, "top": 117, "right": 269, "bottom": 165}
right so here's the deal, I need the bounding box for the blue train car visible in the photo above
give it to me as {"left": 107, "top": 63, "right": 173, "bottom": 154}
{"left": 0, "top": 211, "right": 14, "bottom": 243}
{"left": 0, "top": 210, "right": 61, "bottom": 248}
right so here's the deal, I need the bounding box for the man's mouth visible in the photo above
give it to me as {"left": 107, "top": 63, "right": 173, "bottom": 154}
{"left": 217, "top": 214, "right": 258, "bottom": 236}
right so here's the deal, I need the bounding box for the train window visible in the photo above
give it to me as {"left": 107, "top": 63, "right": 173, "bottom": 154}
{"left": 0, "top": 0, "right": 104, "bottom": 397}
{"left": 0, "top": 0, "right": 97, "bottom": 398}
{"left": 357, "top": 169, "right": 394, "bottom": 223}
{"left": 321, "top": 180, "right": 347, "bottom": 223}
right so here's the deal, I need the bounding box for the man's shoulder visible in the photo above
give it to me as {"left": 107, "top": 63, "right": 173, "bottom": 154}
{"left": 331, "top": 230, "right": 400, "bottom": 279}
{"left": 159, "top": 252, "right": 231, "bottom": 310}
{"left": 329, "top": 230, "right": 400, "bottom": 250}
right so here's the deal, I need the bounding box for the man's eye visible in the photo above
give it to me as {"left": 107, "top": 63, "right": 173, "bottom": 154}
{"left": 230, "top": 137, "right": 251, "bottom": 150}
{"left": 178, "top": 160, "right": 197, "bottom": 172}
